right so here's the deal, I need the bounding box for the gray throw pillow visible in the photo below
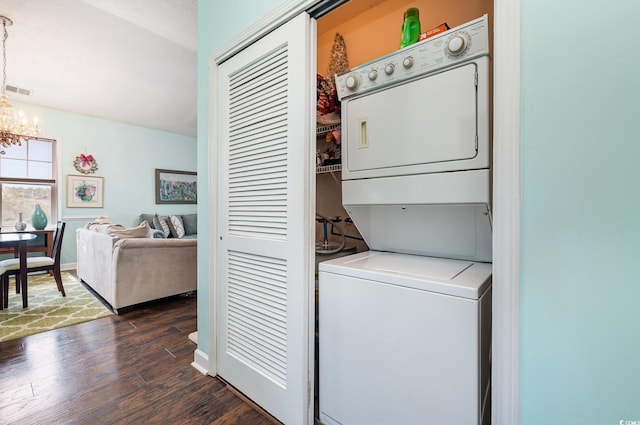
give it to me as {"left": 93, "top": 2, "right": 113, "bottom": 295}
{"left": 139, "top": 214, "right": 156, "bottom": 229}
{"left": 181, "top": 214, "right": 197, "bottom": 235}
{"left": 152, "top": 214, "right": 163, "bottom": 231}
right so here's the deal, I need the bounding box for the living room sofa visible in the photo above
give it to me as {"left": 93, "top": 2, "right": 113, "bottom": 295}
{"left": 76, "top": 214, "right": 197, "bottom": 313}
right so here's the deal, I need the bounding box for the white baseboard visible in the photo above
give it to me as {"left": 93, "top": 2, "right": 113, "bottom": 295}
{"left": 62, "top": 262, "right": 76, "bottom": 271}
{"left": 192, "top": 348, "right": 209, "bottom": 375}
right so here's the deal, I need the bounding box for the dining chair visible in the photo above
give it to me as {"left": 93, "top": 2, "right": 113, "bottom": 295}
{"left": 1, "top": 221, "right": 66, "bottom": 308}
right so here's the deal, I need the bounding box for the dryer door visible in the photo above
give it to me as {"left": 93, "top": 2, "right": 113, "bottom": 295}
{"left": 343, "top": 59, "right": 489, "bottom": 180}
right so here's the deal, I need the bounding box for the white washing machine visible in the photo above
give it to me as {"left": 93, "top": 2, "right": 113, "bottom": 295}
{"left": 319, "top": 252, "right": 491, "bottom": 425}
{"left": 319, "top": 15, "right": 492, "bottom": 425}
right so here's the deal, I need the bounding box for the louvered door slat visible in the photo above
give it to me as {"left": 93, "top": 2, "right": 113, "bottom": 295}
{"left": 230, "top": 180, "right": 287, "bottom": 191}
{"left": 229, "top": 195, "right": 287, "bottom": 204}
{"left": 229, "top": 121, "right": 286, "bottom": 143}
{"left": 226, "top": 250, "right": 287, "bottom": 385}
{"left": 229, "top": 49, "right": 287, "bottom": 94}
{"left": 230, "top": 143, "right": 285, "bottom": 163}
{"left": 230, "top": 106, "right": 287, "bottom": 134}
{"left": 226, "top": 319, "right": 287, "bottom": 364}
{"left": 229, "top": 175, "right": 287, "bottom": 188}
{"left": 227, "top": 44, "right": 288, "bottom": 240}
{"left": 227, "top": 316, "right": 287, "bottom": 359}
{"left": 228, "top": 190, "right": 286, "bottom": 199}
{"left": 229, "top": 158, "right": 287, "bottom": 175}
{"left": 230, "top": 67, "right": 287, "bottom": 104}
{"left": 227, "top": 302, "right": 287, "bottom": 334}
{"left": 230, "top": 79, "right": 288, "bottom": 119}
{"left": 231, "top": 139, "right": 284, "bottom": 160}
{"left": 229, "top": 120, "right": 287, "bottom": 146}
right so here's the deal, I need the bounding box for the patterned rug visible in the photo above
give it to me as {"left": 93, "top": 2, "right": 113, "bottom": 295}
{"left": 0, "top": 271, "right": 113, "bottom": 342}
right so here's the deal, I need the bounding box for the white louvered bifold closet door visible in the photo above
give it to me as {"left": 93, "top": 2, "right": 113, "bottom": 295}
{"left": 216, "top": 13, "right": 313, "bottom": 425}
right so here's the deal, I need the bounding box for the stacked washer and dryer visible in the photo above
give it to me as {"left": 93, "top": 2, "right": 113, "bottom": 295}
{"left": 318, "top": 15, "right": 492, "bottom": 425}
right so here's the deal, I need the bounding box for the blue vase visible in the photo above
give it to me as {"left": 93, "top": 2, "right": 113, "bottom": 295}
{"left": 32, "top": 204, "right": 48, "bottom": 230}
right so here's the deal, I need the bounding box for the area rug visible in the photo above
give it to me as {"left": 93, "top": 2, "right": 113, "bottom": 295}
{"left": 0, "top": 272, "right": 113, "bottom": 342}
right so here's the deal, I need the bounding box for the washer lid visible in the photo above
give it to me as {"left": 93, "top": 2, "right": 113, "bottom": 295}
{"left": 318, "top": 251, "right": 491, "bottom": 299}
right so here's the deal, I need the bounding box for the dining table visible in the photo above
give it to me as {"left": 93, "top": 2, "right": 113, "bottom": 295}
{"left": 0, "top": 232, "right": 37, "bottom": 308}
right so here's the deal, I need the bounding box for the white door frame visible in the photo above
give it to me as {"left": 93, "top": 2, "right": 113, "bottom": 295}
{"left": 492, "top": 0, "right": 521, "bottom": 423}
{"left": 207, "top": 1, "right": 522, "bottom": 423}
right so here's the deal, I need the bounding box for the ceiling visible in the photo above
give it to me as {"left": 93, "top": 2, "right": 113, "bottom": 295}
{"left": 0, "top": 0, "right": 197, "bottom": 137}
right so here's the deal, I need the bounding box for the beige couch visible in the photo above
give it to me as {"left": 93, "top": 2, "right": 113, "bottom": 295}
{"left": 76, "top": 223, "right": 197, "bottom": 313}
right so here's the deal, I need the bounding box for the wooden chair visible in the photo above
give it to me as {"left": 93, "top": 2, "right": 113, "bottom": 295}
{"left": 1, "top": 222, "right": 66, "bottom": 308}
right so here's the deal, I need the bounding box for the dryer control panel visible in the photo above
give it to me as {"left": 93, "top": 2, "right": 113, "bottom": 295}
{"left": 335, "top": 14, "right": 489, "bottom": 100}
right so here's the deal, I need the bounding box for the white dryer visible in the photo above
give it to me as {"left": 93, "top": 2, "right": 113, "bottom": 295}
{"left": 319, "top": 15, "right": 492, "bottom": 425}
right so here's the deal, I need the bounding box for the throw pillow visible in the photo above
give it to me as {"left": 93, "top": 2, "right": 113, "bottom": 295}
{"left": 169, "top": 215, "right": 185, "bottom": 238}
{"left": 155, "top": 214, "right": 171, "bottom": 235}
{"left": 139, "top": 214, "right": 156, "bottom": 229}
{"left": 150, "top": 229, "right": 168, "bottom": 239}
{"left": 181, "top": 214, "right": 197, "bottom": 235}
{"left": 152, "top": 215, "right": 162, "bottom": 231}
{"left": 166, "top": 218, "right": 177, "bottom": 238}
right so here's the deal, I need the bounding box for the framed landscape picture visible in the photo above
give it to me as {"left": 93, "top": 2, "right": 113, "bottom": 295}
{"left": 67, "top": 175, "right": 104, "bottom": 208}
{"left": 155, "top": 169, "right": 197, "bottom": 204}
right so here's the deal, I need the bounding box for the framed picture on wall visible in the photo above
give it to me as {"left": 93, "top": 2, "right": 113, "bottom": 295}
{"left": 67, "top": 175, "right": 104, "bottom": 208}
{"left": 155, "top": 169, "right": 197, "bottom": 204}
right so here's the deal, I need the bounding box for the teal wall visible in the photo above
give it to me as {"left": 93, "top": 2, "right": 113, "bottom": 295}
{"left": 520, "top": 1, "right": 640, "bottom": 423}
{"left": 14, "top": 101, "right": 196, "bottom": 267}
{"left": 197, "top": 0, "right": 287, "bottom": 356}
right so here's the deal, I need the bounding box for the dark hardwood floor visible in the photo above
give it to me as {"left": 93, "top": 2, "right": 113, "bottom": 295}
{"left": 0, "top": 286, "right": 278, "bottom": 425}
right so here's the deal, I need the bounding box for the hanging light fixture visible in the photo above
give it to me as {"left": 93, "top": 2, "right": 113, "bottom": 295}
{"left": 0, "top": 16, "right": 40, "bottom": 154}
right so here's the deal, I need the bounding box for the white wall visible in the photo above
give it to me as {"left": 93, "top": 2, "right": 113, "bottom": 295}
{"left": 14, "top": 101, "right": 197, "bottom": 266}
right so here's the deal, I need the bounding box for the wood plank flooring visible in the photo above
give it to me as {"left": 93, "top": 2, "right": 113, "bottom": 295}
{"left": 0, "top": 288, "right": 278, "bottom": 425}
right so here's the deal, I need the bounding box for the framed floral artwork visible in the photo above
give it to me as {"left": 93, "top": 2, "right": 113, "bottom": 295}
{"left": 67, "top": 175, "right": 104, "bottom": 208}
{"left": 155, "top": 169, "right": 197, "bottom": 204}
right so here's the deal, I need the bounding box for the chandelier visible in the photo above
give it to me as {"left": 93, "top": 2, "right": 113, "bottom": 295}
{"left": 0, "top": 16, "right": 40, "bottom": 154}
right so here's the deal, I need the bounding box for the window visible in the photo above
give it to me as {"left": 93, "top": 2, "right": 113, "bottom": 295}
{"left": 0, "top": 138, "right": 57, "bottom": 228}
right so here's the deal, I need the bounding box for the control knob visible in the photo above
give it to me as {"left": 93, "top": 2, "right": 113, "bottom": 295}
{"left": 345, "top": 74, "right": 359, "bottom": 90}
{"left": 446, "top": 33, "right": 469, "bottom": 56}
{"left": 368, "top": 69, "right": 378, "bottom": 81}
{"left": 402, "top": 56, "right": 414, "bottom": 69}
{"left": 384, "top": 63, "right": 395, "bottom": 75}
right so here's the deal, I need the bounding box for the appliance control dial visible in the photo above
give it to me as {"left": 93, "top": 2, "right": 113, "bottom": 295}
{"left": 368, "top": 69, "right": 378, "bottom": 81}
{"left": 384, "top": 63, "right": 395, "bottom": 75}
{"left": 446, "top": 32, "right": 470, "bottom": 56}
{"left": 402, "top": 56, "right": 414, "bottom": 69}
{"left": 345, "top": 74, "right": 359, "bottom": 90}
